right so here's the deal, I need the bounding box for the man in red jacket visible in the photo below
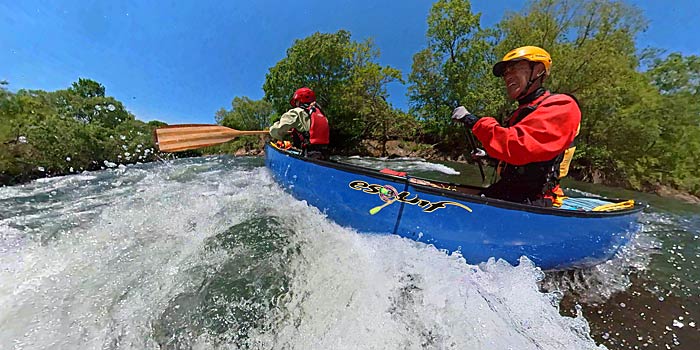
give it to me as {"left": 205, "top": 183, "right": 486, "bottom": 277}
{"left": 451, "top": 46, "right": 581, "bottom": 207}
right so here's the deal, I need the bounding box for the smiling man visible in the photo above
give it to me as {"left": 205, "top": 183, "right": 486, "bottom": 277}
{"left": 451, "top": 46, "right": 581, "bottom": 207}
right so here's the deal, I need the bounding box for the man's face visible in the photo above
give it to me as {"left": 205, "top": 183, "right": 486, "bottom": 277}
{"left": 502, "top": 60, "right": 535, "bottom": 100}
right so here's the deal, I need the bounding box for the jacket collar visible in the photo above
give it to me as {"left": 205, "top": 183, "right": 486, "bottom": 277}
{"left": 518, "top": 87, "right": 547, "bottom": 106}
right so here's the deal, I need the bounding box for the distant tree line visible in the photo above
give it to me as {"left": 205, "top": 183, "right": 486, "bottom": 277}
{"left": 0, "top": 78, "right": 166, "bottom": 185}
{"left": 217, "top": 0, "right": 700, "bottom": 195}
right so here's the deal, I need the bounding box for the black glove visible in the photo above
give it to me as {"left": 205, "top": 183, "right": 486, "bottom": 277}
{"left": 451, "top": 106, "right": 480, "bottom": 129}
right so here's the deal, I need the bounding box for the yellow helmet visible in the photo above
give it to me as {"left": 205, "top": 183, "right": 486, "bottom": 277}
{"left": 492, "top": 46, "right": 552, "bottom": 77}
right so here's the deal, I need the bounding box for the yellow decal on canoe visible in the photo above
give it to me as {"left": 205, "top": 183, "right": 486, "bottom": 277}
{"left": 349, "top": 180, "right": 472, "bottom": 214}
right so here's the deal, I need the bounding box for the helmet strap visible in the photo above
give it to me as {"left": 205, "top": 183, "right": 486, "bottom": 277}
{"left": 516, "top": 62, "right": 545, "bottom": 101}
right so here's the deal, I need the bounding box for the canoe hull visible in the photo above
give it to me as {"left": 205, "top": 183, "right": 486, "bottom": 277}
{"left": 265, "top": 144, "right": 641, "bottom": 270}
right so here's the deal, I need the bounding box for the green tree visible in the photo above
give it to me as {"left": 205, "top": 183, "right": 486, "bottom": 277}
{"left": 262, "top": 30, "right": 402, "bottom": 148}
{"left": 215, "top": 97, "right": 274, "bottom": 131}
{"left": 0, "top": 79, "right": 162, "bottom": 185}
{"left": 0, "top": 81, "right": 15, "bottom": 182}
{"left": 148, "top": 120, "right": 168, "bottom": 128}
{"left": 408, "top": 0, "right": 501, "bottom": 146}
{"left": 208, "top": 97, "right": 275, "bottom": 154}
{"left": 0, "top": 80, "right": 8, "bottom": 96}
{"left": 643, "top": 53, "right": 700, "bottom": 194}
{"left": 648, "top": 53, "right": 700, "bottom": 95}
{"left": 69, "top": 78, "right": 106, "bottom": 98}
{"left": 58, "top": 79, "right": 132, "bottom": 128}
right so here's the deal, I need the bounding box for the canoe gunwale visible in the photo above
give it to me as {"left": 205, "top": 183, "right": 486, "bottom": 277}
{"left": 266, "top": 144, "right": 645, "bottom": 219}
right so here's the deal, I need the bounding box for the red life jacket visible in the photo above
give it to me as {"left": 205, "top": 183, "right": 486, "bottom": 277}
{"left": 291, "top": 105, "right": 329, "bottom": 148}
{"left": 308, "top": 107, "right": 329, "bottom": 145}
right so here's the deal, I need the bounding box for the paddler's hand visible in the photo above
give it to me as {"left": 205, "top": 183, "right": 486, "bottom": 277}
{"left": 451, "top": 106, "right": 480, "bottom": 129}
{"left": 471, "top": 148, "right": 487, "bottom": 160}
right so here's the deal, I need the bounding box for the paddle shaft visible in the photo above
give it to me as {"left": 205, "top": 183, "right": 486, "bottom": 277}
{"left": 233, "top": 130, "right": 272, "bottom": 136}
{"left": 464, "top": 126, "right": 486, "bottom": 183}
{"left": 154, "top": 124, "right": 269, "bottom": 152}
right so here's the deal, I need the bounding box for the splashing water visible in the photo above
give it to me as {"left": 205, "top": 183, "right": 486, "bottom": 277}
{"left": 0, "top": 155, "right": 639, "bottom": 349}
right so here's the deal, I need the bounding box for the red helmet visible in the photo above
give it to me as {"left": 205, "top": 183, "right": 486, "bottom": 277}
{"left": 289, "top": 87, "right": 316, "bottom": 107}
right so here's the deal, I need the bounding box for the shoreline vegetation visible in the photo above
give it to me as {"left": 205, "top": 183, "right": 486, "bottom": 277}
{"left": 2, "top": 0, "right": 699, "bottom": 203}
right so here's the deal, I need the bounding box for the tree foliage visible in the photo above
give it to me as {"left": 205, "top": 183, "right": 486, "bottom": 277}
{"left": 408, "top": 0, "right": 503, "bottom": 148}
{"left": 215, "top": 97, "right": 274, "bottom": 131}
{"left": 208, "top": 97, "right": 276, "bottom": 153}
{"left": 262, "top": 30, "right": 403, "bottom": 149}
{"left": 0, "top": 79, "right": 165, "bottom": 185}
{"left": 642, "top": 53, "right": 700, "bottom": 193}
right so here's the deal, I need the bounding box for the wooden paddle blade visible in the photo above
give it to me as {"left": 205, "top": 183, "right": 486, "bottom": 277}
{"left": 154, "top": 124, "right": 268, "bottom": 152}
{"left": 155, "top": 124, "right": 238, "bottom": 152}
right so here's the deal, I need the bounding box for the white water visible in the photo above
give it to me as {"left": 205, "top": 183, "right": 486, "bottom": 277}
{"left": 0, "top": 156, "right": 606, "bottom": 349}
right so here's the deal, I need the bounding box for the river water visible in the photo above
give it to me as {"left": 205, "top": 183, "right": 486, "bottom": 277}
{"left": 0, "top": 155, "right": 697, "bottom": 349}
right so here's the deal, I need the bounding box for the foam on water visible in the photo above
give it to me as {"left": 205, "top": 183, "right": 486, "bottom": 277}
{"left": 540, "top": 223, "right": 660, "bottom": 304}
{"left": 0, "top": 156, "right": 605, "bottom": 349}
{"left": 241, "top": 216, "right": 602, "bottom": 349}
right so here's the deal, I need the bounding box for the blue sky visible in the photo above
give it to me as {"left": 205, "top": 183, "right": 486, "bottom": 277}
{"left": 2, "top": 0, "right": 698, "bottom": 124}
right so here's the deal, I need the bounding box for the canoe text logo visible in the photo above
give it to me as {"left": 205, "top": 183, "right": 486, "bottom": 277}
{"left": 348, "top": 180, "right": 472, "bottom": 215}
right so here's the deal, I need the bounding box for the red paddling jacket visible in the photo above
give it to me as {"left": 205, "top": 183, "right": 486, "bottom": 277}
{"left": 472, "top": 89, "right": 581, "bottom": 203}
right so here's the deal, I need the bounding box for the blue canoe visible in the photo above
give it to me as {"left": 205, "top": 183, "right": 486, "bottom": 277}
{"left": 264, "top": 143, "right": 643, "bottom": 270}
